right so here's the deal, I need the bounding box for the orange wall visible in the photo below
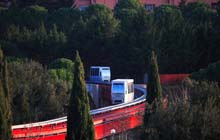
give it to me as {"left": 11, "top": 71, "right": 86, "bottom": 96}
{"left": 95, "top": 0, "right": 118, "bottom": 9}
{"left": 75, "top": 0, "right": 91, "bottom": 8}
{"left": 141, "top": 0, "right": 169, "bottom": 6}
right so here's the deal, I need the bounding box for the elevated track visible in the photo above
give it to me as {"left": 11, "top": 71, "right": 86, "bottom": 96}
{"left": 12, "top": 85, "right": 146, "bottom": 140}
{"left": 12, "top": 74, "right": 189, "bottom": 140}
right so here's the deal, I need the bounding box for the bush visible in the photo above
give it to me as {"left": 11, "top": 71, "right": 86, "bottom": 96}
{"left": 8, "top": 60, "right": 70, "bottom": 124}
{"left": 49, "top": 58, "right": 74, "bottom": 70}
{"left": 191, "top": 60, "right": 220, "bottom": 83}
{"left": 144, "top": 80, "right": 220, "bottom": 140}
{"left": 49, "top": 58, "right": 74, "bottom": 91}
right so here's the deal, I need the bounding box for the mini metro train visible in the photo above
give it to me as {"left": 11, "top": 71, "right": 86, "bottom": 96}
{"left": 89, "top": 66, "right": 134, "bottom": 104}
{"left": 111, "top": 79, "right": 134, "bottom": 104}
{"left": 90, "top": 66, "right": 111, "bottom": 82}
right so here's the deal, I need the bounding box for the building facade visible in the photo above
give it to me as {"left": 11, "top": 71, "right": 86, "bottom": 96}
{"left": 74, "top": 0, "right": 220, "bottom": 10}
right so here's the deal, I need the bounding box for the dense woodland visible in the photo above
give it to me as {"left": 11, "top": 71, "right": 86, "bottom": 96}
{"left": 0, "top": 1, "right": 220, "bottom": 81}
{"left": 0, "top": 0, "right": 220, "bottom": 132}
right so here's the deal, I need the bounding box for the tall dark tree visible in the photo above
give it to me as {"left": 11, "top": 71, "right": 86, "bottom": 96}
{"left": 153, "top": 5, "right": 186, "bottom": 73}
{"left": 146, "top": 50, "right": 162, "bottom": 104}
{"left": 114, "top": 0, "right": 143, "bottom": 14}
{"left": 0, "top": 48, "right": 12, "bottom": 140}
{"left": 114, "top": 0, "right": 151, "bottom": 80}
{"left": 67, "top": 51, "right": 94, "bottom": 140}
{"left": 144, "top": 50, "right": 162, "bottom": 139}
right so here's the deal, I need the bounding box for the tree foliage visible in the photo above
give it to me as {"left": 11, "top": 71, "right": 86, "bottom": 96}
{"left": 49, "top": 58, "right": 74, "bottom": 90}
{"left": 67, "top": 51, "right": 94, "bottom": 140}
{"left": 0, "top": 48, "right": 12, "bottom": 140}
{"left": 49, "top": 58, "right": 74, "bottom": 70}
{"left": 47, "top": 8, "right": 81, "bottom": 34}
{"left": 115, "top": 0, "right": 143, "bottom": 13}
{"left": 143, "top": 50, "right": 162, "bottom": 139}
{"left": 4, "top": 23, "right": 67, "bottom": 64}
{"left": 113, "top": 0, "right": 151, "bottom": 80}
{"left": 146, "top": 50, "right": 162, "bottom": 104}
{"left": 0, "top": 2, "right": 220, "bottom": 82}
{"left": 8, "top": 59, "right": 69, "bottom": 124}
{"left": 143, "top": 80, "right": 220, "bottom": 140}
{"left": 191, "top": 60, "right": 220, "bottom": 83}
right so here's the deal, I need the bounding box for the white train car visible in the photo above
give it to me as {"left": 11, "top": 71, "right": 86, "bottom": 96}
{"left": 90, "top": 66, "right": 111, "bottom": 82}
{"left": 111, "top": 79, "right": 134, "bottom": 104}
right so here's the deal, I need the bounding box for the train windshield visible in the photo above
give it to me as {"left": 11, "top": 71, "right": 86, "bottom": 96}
{"left": 101, "top": 68, "right": 110, "bottom": 76}
{"left": 112, "top": 83, "right": 124, "bottom": 93}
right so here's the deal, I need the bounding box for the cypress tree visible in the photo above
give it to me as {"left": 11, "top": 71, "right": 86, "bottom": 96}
{"left": 144, "top": 50, "right": 162, "bottom": 138}
{"left": 67, "top": 51, "right": 94, "bottom": 140}
{"left": 146, "top": 50, "right": 162, "bottom": 104}
{"left": 0, "top": 78, "right": 7, "bottom": 140}
{"left": 0, "top": 48, "right": 12, "bottom": 140}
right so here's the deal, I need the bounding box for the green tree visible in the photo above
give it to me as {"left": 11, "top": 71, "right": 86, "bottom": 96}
{"left": 49, "top": 58, "right": 74, "bottom": 70}
{"left": 180, "top": 2, "right": 213, "bottom": 24}
{"left": 22, "top": 5, "right": 48, "bottom": 28}
{"left": 146, "top": 50, "right": 162, "bottom": 104}
{"left": 191, "top": 60, "right": 220, "bottom": 83}
{"left": 143, "top": 80, "right": 220, "bottom": 140}
{"left": 144, "top": 50, "right": 162, "bottom": 138}
{"left": 0, "top": 105, "right": 7, "bottom": 140}
{"left": 0, "top": 49, "right": 7, "bottom": 140}
{"left": 6, "top": 24, "right": 20, "bottom": 42}
{"left": 84, "top": 4, "right": 119, "bottom": 65}
{"left": 0, "top": 48, "right": 12, "bottom": 140}
{"left": 114, "top": 0, "right": 152, "bottom": 81}
{"left": 67, "top": 51, "right": 94, "bottom": 140}
{"left": 47, "top": 8, "right": 81, "bottom": 34}
{"left": 8, "top": 59, "right": 68, "bottom": 123}
{"left": 85, "top": 5, "right": 119, "bottom": 40}
{"left": 49, "top": 58, "right": 74, "bottom": 90}
{"left": 69, "top": 4, "right": 119, "bottom": 74}
{"left": 4, "top": 23, "right": 67, "bottom": 64}
{"left": 114, "top": 0, "right": 145, "bottom": 30}
{"left": 153, "top": 5, "right": 186, "bottom": 73}
{"left": 180, "top": 2, "right": 218, "bottom": 70}
{"left": 114, "top": 0, "right": 143, "bottom": 13}
{"left": 36, "top": 22, "right": 48, "bottom": 47}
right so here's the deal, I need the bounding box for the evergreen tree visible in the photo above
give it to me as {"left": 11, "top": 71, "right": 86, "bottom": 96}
{"left": 36, "top": 22, "right": 48, "bottom": 47}
{"left": 0, "top": 59, "right": 7, "bottom": 140}
{"left": 146, "top": 50, "right": 162, "bottom": 104}
{"left": 114, "top": 0, "right": 143, "bottom": 13}
{"left": 20, "top": 93, "right": 30, "bottom": 123}
{"left": 67, "top": 51, "right": 94, "bottom": 140}
{"left": 0, "top": 106, "right": 7, "bottom": 140}
{"left": 0, "top": 48, "right": 12, "bottom": 140}
{"left": 143, "top": 50, "right": 162, "bottom": 139}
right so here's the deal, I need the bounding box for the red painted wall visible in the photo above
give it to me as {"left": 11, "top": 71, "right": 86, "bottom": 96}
{"left": 160, "top": 74, "right": 190, "bottom": 85}
{"left": 12, "top": 103, "right": 145, "bottom": 140}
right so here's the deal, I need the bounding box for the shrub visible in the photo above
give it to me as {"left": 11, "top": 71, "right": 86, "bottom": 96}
{"left": 144, "top": 79, "right": 220, "bottom": 140}
{"left": 191, "top": 60, "right": 220, "bottom": 83}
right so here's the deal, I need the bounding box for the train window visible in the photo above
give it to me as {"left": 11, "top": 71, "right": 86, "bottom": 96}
{"left": 101, "top": 69, "right": 109, "bottom": 76}
{"left": 128, "top": 83, "right": 134, "bottom": 93}
{"left": 91, "top": 68, "right": 99, "bottom": 76}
